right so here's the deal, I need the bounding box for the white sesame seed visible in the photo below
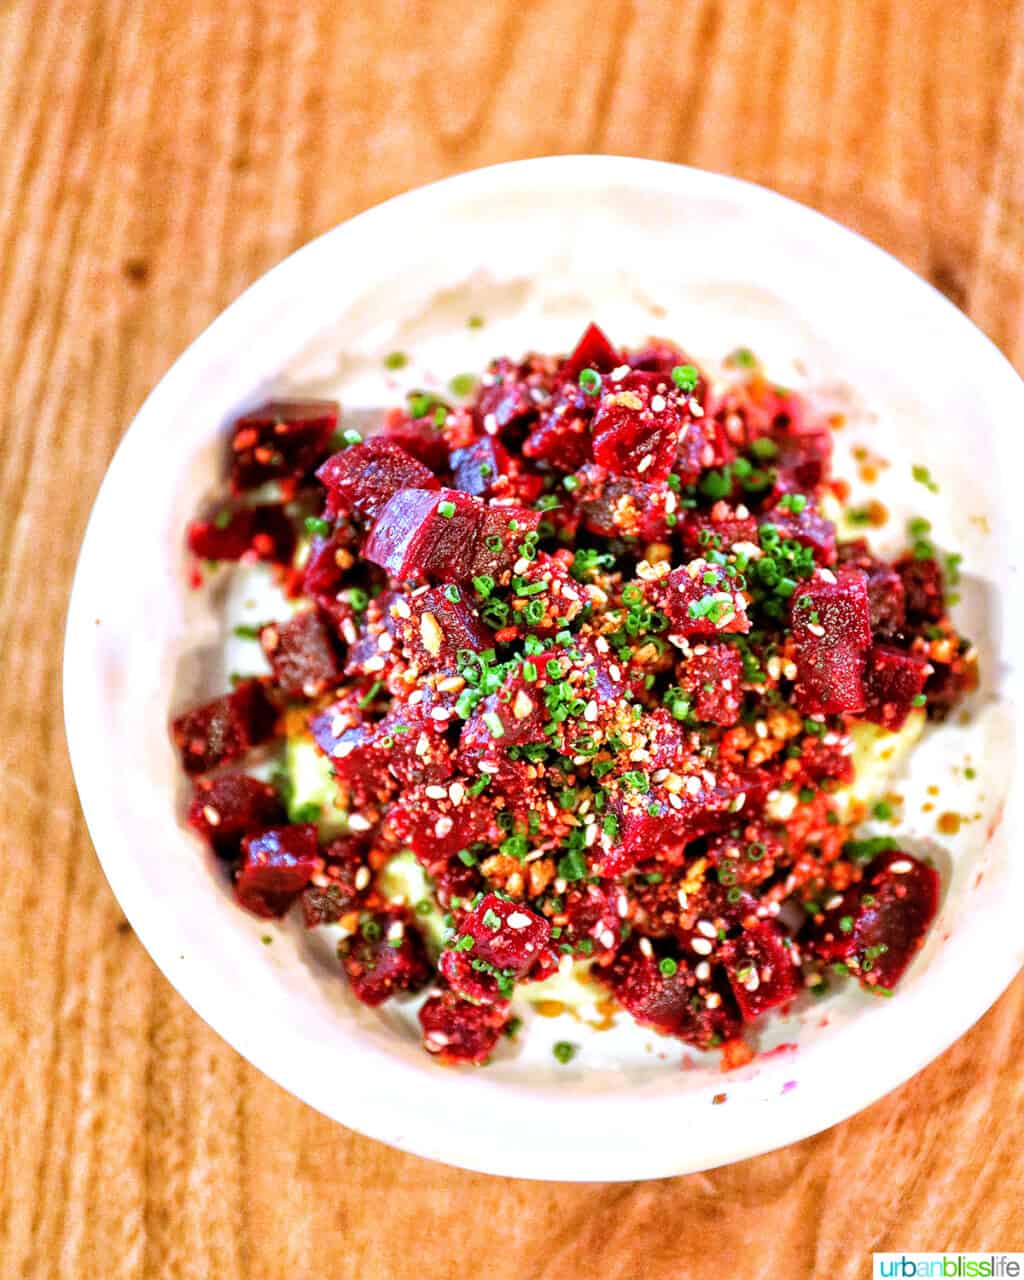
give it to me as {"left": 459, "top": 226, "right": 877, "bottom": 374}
{"left": 392, "top": 597, "right": 411, "bottom": 619}
{"left": 704, "top": 992, "right": 721, "bottom": 1008}
{"left": 696, "top": 919, "right": 717, "bottom": 939}
{"left": 202, "top": 805, "right": 221, "bottom": 826}
{"left": 650, "top": 394, "right": 666, "bottom": 413}
{"left": 434, "top": 816, "right": 453, "bottom": 838}
{"left": 507, "top": 911, "right": 532, "bottom": 930}
{"left": 825, "top": 894, "right": 844, "bottom": 910}
{"left": 889, "top": 859, "right": 914, "bottom": 874}
{"left": 691, "top": 937, "right": 713, "bottom": 956}
{"left": 424, "top": 785, "right": 447, "bottom": 800}
{"left": 348, "top": 813, "right": 371, "bottom": 832}
{"left": 449, "top": 781, "right": 465, "bottom": 806}
{"left": 695, "top": 961, "right": 711, "bottom": 981}
{"left": 354, "top": 866, "right": 371, "bottom": 891}
{"left": 639, "top": 937, "right": 654, "bottom": 958}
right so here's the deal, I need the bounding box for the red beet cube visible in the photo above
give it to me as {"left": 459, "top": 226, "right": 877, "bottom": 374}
{"left": 313, "top": 705, "right": 453, "bottom": 805}
{"left": 341, "top": 913, "right": 431, "bottom": 1005}
{"left": 602, "top": 941, "right": 742, "bottom": 1049}
{"left": 474, "top": 357, "right": 544, "bottom": 433}
{"left": 759, "top": 502, "right": 837, "bottom": 565}
{"left": 591, "top": 378, "right": 690, "bottom": 484}
{"left": 466, "top": 505, "right": 543, "bottom": 579}
{"left": 386, "top": 787, "right": 499, "bottom": 871}
{"left": 679, "top": 642, "right": 745, "bottom": 726}
{"left": 652, "top": 561, "right": 752, "bottom": 636}
{"left": 300, "top": 836, "right": 372, "bottom": 927}
{"left": 837, "top": 541, "right": 907, "bottom": 636}
{"left": 896, "top": 555, "right": 946, "bottom": 624}
{"left": 459, "top": 894, "right": 551, "bottom": 977}
{"left": 773, "top": 425, "right": 833, "bottom": 490}
{"left": 229, "top": 400, "right": 338, "bottom": 493}
{"left": 301, "top": 524, "right": 356, "bottom": 599}
{"left": 560, "top": 322, "right": 621, "bottom": 381}
{"left": 382, "top": 412, "right": 450, "bottom": 470}
{"left": 805, "top": 850, "right": 939, "bottom": 990}
{"left": 553, "top": 883, "right": 626, "bottom": 958}
{"left": 790, "top": 568, "right": 872, "bottom": 715}
{"left": 437, "top": 948, "right": 509, "bottom": 1004}
{"left": 719, "top": 922, "right": 802, "bottom": 1022}
{"left": 522, "top": 382, "right": 595, "bottom": 471}
{"left": 420, "top": 990, "right": 509, "bottom": 1063}
{"left": 450, "top": 438, "right": 509, "bottom": 496}
{"left": 317, "top": 440, "right": 439, "bottom": 523}
{"left": 260, "top": 610, "right": 340, "bottom": 698}
{"left": 863, "top": 643, "right": 929, "bottom": 730}
{"left": 235, "top": 823, "right": 319, "bottom": 918}
{"left": 172, "top": 680, "right": 278, "bottom": 775}
{"left": 390, "top": 586, "right": 494, "bottom": 674}
{"left": 681, "top": 507, "right": 759, "bottom": 557}
{"left": 187, "top": 773, "right": 284, "bottom": 857}
{"left": 187, "top": 504, "right": 296, "bottom": 565}
{"left": 575, "top": 469, "right": 675, "bottom": 541}
{"left": 364, "top": 488, "right": 483, "bottom": 580}
{"left": 675, "top": 418, "right": 736, "bottom": 485}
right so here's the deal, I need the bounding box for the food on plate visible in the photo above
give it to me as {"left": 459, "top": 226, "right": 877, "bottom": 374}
{"left": 173, "top": 324, "right": 976, "bottom": 1066}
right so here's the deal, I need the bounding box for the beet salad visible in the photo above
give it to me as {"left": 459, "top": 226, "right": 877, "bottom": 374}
{"left": 173, "top": 323, "right": 977, "bottom": 1067}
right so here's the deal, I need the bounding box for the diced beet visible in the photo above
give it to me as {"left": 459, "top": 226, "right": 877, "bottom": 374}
{"left": 474, "top": 357, "right": 545, "bottom": 434}
{"left": 863, "top": 643, "right": 930, "bottom": 730}
{"left": 433, "top": 857, "right": 484, "bottom": 911}
{"left": 924, "top": 640, "right": 978, "bottom": 720}
{"left": 551, "top": 883, "right": 626, "bottom": 958}
{"left": 626, "top": 339, "right": 701, "bottom": 381}
{"left": 302, "top": 524, "right": 356, "bottom": 598}
{"left": 187, "top": 504, "right": 296, "bottom": 565}
{"left": 681, "top": 507, "right": 759, "bottom": 557}
{"left": 896, "top": 555, "right": 946, "bottom": 624}
{"left": 438, "top": 948, "right": 507, "bottom": 1004}
{"left": 759, "top": 502, "right": 837, "bottom": 565}
{"left": 797, "top": 734, "right": 855, "bottom": 785}
{"left": 675, "top": 418, "right": 736, "bottom": 485}
{"left": 522, "top": 381, "right": 595, "bottom": 471}
{"left": 300, "top": 836, "right": 372, "bottom": 927}
{"left": 651, "top": 560, "right": 751, "bottom": 637}
{"left": 705, "top": 822, "right": 786, "bottom": 889}
{"left": 420, "top": 989, "right": 509, "bottom": 1063}
{"left": 382, "top": 412, "right": 451, "bottom": 470}
{"left": 172, "top": 680, "right": 278, "bottom": 775}
{"left": 790, "top": 569, "right": 872, "bottom": 715}
{"left": 317, "top": 440, "right": 439, "bottom": 523}
{"left": 389, "top": 586, "right": 494, "bottom": 674}
{"left": 456, "top": 893, "right": 551, "bottom": 977}
{"left": 187, "top": 773, "right": 284, "bottom": 857}
{"left": 575, "top": 469, "right": 675, "bottom": 541}
{"left": 804, "top": 850, "right": 939, "bottom": 990}
{"left": 598, "top": 764, "right": 769, "bottom": 877}
{"left": 679, "top": 642, "right": 744, "bottom": 726}
{"left": 467, "top": 504, "right": 543, "bottom": 579}
{"left": 837, "top": 540, "right": 907, "bottom": 637}
{"left": 460, "top": 672, "right": 549, "bottom": 750}
{"left": 591, "top": 378, "right": 690, "bottom": 484}
{"left": 772, "top": 427, "right": 833, "bottom": 491}
{"left": 313, "top": 704, "right": 453, "bottom": 805}
{"left": 601, "top": 941, "right": 742, "bottom": 1049}
{"left": 229, "top": 400, "right": 338, "bottom": 493}
{"left": 719, "top": 922, "right": 801, "bottom": 1022}
{"left": 341, "top": 913, "right": 432, "bottom": 1005}
{"left": 386, "top": 787, "right": 499, "bottom": 871}
{"left": 235, "top": 823, "right": 319, "bottom": 918}
{"left": 560, "top": 322, "right": 621, "bottom": 381}
{"left": 259, "top": 610, "right": 340, "bottom": 699}
{"left": 364, "top": 488, "right": 482, "bottom": 580}
{"left": 450, "top": 437, "right": 510, "bottom": 496}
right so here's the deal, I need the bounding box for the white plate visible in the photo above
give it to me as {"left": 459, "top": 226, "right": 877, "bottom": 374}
{"left": 64, "top": 157, "right": 1024, "bottom": 1180}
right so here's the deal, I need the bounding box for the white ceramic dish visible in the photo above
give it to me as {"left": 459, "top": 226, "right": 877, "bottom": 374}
{"left": 65, "top": 156, "right": 1024, "bottom": 1180}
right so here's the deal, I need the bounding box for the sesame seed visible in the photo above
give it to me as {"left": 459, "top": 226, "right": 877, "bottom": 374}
{"left": 696, "top": 919, "right": 717, "bottom": 939}
{"left": 424, "top": 785, "right": 447, "bottom": 800}
{"left": 704, "top": 992, "right": 721, "bottom": 1008}
{"left": 354, "top": 866, "right": 371, "bottom": 891}
{"left": 349, "top": 813, "right": 372, "bottom": 832}
{"left": 202, "top": 805, "right": 221, "bottom": 826}
{"left": 695, "top": 961, "right": 711, "bottom": 981}
{"left": 889, "top": 859, "right": 914, "bottom": 874}
{"left": 691, "top": 937, "right": 713, "bottom": 956}
{"left": 639, "top": 937, "right": 654, "bottom": 958}
{"left": 434, "top": 816, "right": 453, "bottom": 838}
{"left": 507, "top": 912, "right": 532, "bottom": 930}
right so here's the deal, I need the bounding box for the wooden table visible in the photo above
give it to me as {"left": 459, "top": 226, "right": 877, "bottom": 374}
{"left": 3, "top": 1, "right": 1022, "bottom": 1274}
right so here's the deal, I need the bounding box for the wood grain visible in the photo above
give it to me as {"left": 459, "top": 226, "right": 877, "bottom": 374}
{"left": 1, "top": 0, "right": 1022, "bottom": 1275}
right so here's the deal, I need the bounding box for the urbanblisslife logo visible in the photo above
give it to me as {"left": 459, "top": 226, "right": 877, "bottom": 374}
{"left": 874, "top": 1256, "right": 1023, "bottom": 1278}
